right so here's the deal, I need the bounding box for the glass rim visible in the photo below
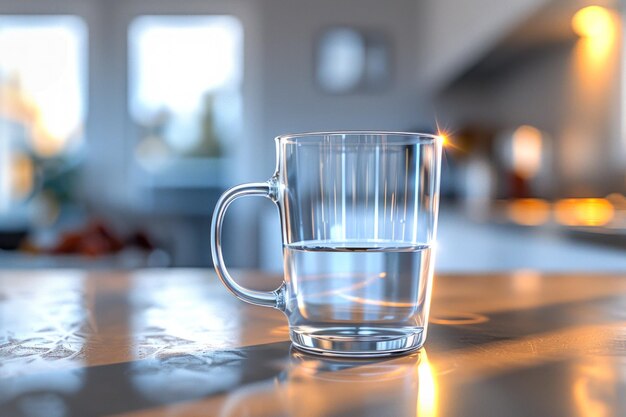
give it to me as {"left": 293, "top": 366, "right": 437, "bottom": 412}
{"left": 275, "top": 131, "right": 442, "bottom": 145}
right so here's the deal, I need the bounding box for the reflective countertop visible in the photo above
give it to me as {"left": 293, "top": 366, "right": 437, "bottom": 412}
{"left": 1, "top": 269, "right": 625, "bottom": 417}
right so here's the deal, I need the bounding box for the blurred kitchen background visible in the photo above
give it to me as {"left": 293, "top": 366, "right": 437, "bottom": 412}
{"left": 1, "top": 0, "right": 626, "bottom": 272}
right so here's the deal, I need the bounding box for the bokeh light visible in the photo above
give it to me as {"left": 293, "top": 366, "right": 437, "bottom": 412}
{"left": 572, "top": 6, "right": 614, "bottom": 38}
{"left": 555, "top": 198, "right": 614, "bottom": 227}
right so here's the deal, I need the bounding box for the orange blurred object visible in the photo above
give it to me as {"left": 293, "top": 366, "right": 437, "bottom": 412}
{"left": 511, "top": 125, "right": 542, "bottom": 180}
{"left": 52, "top": 221, "right": 124, "bottom": 256}
{"left": 45, "top": 220, "right": 155, "bottom": 257}
{"left": 10, "top": 152, "right": 34, "bottom": 200}
{"left": 507, "top": 199, "right": 551, "bottom": 226}
{"left": 554, "top": 198, "right": 614, "bottom": 226}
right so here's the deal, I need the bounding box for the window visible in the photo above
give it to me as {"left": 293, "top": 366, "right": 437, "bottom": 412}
{"left": 128, "top": 16, "right": 243, "bottom": 180}
{"left": 0, "top": 15, "right": 86, "bottom": 212}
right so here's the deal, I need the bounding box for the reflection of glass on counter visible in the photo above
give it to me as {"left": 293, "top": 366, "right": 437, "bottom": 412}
{"left": 220, "top": 349, "right": 438, "bottom": 417}
{"left": 572, "top": 356, "right": 625, "bottom": 417}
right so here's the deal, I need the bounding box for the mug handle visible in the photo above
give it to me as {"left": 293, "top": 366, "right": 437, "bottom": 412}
{"left": 210, "top": 181, "right": 285, "bottom": 310}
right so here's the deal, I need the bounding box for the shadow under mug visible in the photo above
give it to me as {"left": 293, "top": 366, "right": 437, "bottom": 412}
{"left": 211, "top": 131, "right": 442, "bottom": 356}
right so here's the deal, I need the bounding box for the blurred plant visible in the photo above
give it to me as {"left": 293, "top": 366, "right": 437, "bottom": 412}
{"left": 134, "top": 92, "right": 223, "bottom": 162}
{"left": 35, "top": 154, "right": 81, "bottom": 205}
{"left": 193, "top": 93, "right": 222, "bottom": 157}
{"left": 0, "top": 75, "right": 83, "bottom": 212}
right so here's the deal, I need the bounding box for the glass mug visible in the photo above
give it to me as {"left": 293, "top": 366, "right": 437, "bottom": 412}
{"left": 211, "top": 131, "right": 442, "bottom": 356}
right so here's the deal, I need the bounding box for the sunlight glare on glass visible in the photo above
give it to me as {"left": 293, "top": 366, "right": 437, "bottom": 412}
{"left": 436, "top": 129, "right": 461, "bottom": 151}
{"left": 437, "top": 133, "right": 448, "bottom": 147}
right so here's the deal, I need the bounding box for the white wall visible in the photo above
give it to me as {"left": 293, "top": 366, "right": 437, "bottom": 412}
{"left": 252, "top": 0, "right": 428, "bottom": 178}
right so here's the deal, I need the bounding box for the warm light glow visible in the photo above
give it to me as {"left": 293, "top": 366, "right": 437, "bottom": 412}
{"left": 572, "top": 358, "right": 616, "bottom": 417}
{"left": 511, "top": 125, "right": 543, "bottom": 179}
{"left": 0, "top": 81, "right": 76, "bottom": 157}
{"left": 506, "top": 198, "right": 551, "bottom": 226}
{"left": 298, "top": 272, "right": 386, "bottom": 299}
{"left": 566, "top": 6, "right": 617, "bottom": 174}
{"left": 438, "top": 133, "right": 449, "bottom": 147}
{"left": 11, "top": 153, "right": 34, "bottom": 200}
{"left": 554, "top": 198, "right": 614, "bottom": 226}
{"left": 571, "top": 6, "right": 616, "bottom": 73}
{"left": 417, "top": 351, "right": 438, "bottom": 417}
{"left": 511, "top": 269, "right": 542, "bottom": 293}
{"left": 606, "top": 193, "right": 626, "bottom": 209}
{"left": 430, "top": 312, "right": 489, "bottom": 325}
{"left": 339, "top": 294, "right": 414, "bottom": 308}
{"left": 0, "top": 17, "right": 86, "bottom": 157}
{"left": 572, "top": 6, "right": 614, "bottom": 38}
{"left": 436, "top": 131, "right": 462, "bottom": 151}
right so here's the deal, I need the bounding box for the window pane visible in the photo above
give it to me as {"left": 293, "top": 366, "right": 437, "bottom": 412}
{"left": 129, "top": 16, "right": 243, "bottom": 166}
{"left": 0, "top": 15, "right": 87, "bottom": 211}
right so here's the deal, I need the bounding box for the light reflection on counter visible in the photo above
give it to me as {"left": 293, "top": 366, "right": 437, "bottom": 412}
{"left": 0, "top": 271, "right": 88, "bottom": 417}
{"left": 218, "top": 349, "right": 438, "bottom": 417}
{"left": 2, "top": 271, "right": 626, "bottom": 417}
{"left": 127, "top": 271, "right": 246, "bottom": 401}
{"left": 572, "top": 357, "right": 624, "bottom": 417}
{"left": 510, "top": 269, "right": 542, "bottom": 294}
{"left": 128, "top": 271, "right": 246, "bottom": 357}
{"left": 0, "top": 271, "right": 88, "bottom": 378}
{"left": 417, "top": 350, "right": 438, "bottom": 417}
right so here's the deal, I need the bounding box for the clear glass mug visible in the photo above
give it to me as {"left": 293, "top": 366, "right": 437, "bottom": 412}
{"left": 211, "top": 131, "right": 442, "bottom": 356}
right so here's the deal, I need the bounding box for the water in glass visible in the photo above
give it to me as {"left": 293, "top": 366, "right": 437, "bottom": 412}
{"left": 284, "top": 239, "right": 433, "bottom": 355}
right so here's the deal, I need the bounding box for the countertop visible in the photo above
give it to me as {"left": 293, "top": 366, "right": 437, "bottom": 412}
{"left": 1, "top": 269, "right": 625, "bottom": 417}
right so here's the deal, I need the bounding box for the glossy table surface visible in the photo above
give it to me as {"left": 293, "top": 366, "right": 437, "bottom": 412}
{"left": 1, "top": 269, "right": 625, "bottom": 417}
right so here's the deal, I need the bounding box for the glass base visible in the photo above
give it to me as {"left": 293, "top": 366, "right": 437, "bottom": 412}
{"left": 289, "top": 326, "right": 425, "bottom": 357}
